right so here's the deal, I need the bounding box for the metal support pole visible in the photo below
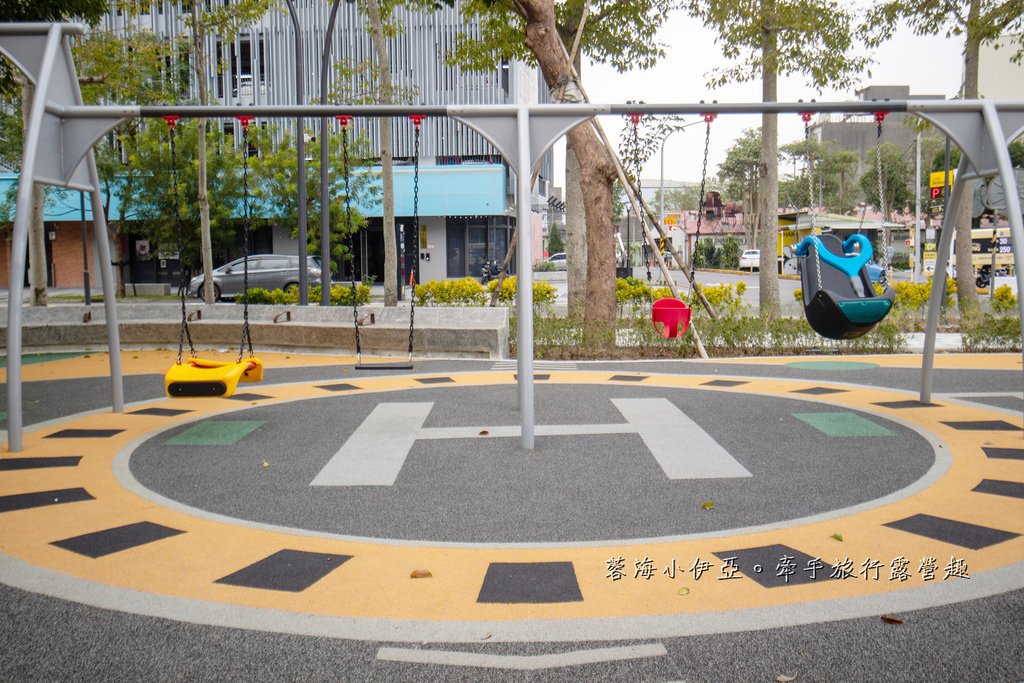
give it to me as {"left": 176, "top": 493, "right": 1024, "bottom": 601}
{"left": 87, "top": 151, "right": 124, "bottom": 415}
{"left": 982, "top": 102, "right": 1024, "bottom": 375}
{"left": 318, "top": 0, "right": 343, "bottom": 305}
{"left": 5, "top": 25, "right": 61, "bottom": 452}
{"left": 914, "top": 132, "right": 922, "bottom": 284}
{"left": 921, "top": 157, "right": 969, "bottom": 403}
{"left": 80, "top": 191, "right": 91, "bottom": 305}
{"left": 284, "top": 0, "right": 308, "bottom": 305}
{"left": 516, "top": 106, "right": 534, "bottom": 450}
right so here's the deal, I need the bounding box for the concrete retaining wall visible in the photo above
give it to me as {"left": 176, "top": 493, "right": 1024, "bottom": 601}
{"left": 0, "top": 303, "right": 510, "bottom": 359}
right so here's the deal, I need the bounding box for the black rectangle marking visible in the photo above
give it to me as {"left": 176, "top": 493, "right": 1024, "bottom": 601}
{"left": 228, "top": 393, "right": 272, "bottom": 401}
{"left": 873, "top": 400, "right": 937, "bottom": 409}
{"left": 941, "top": 420, "right": 1022, "bottom": 431}
{"left": 983, "top": 447, "right": 1024, "bottom": 460}
{"left": 44, "top": 429, "right": 123, "bottom": 439}
{"left": 884, "top": 514, "right": 1019, "bottom": 550}
{"left": 129, "top": 407, "right": 193, "bottom": 417}
{"left": 316, "top": 383, "right": 360, "bottom": 392}
{"left": 702, "top": 380, "right": 748, "bottom": 388}
{"left": 972, "top": 479, "right": 1024, "bottom": 500}
{"left": 0, "top": 488, "right": 94, "bottom": 513}
{"left": 609, "top": 375, "right": 647, "bottom": 382}
{"left": 415, "top": 377, "right": 455, "bottom": 385}
{"left": 791, "top": 387, "right": 847, "bottom": 396}
{"left": 477, "top": 561, "right": 583, "bottom": 603}
{"left": 215, "top": 549, "right": 352, "bottom": 592}
{"left": 52, "top": 521, "right": 185, "bottom": 558}
{"left": 0, "top": 456, "right": 82, "bottom": 471}
{"left": 513, "top": 374, "right": 551, "bottom": 381}
{"left": 713, "top": 544, "right": 837, "bottom": 588}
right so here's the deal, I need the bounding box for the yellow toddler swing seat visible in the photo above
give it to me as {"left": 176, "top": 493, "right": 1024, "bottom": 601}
{"left": 160, "top": 114, "right": 264, "bottom": 399}
{"left": 165, "top": 356, "right": 263, "bottom": 398}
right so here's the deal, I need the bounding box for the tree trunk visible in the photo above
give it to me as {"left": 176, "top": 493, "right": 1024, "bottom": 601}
{"left": 955, "top": 0, "right": 982, "bottom": 313}
{"left": 21, "top": 81, "right": 47, "bottom": 306}
{"left": 757, "top": 0, "right": 781, "bottom": 319}
{"left": 520, "top": 0, "right": 617, "bottom": 327}
{"left": 366, "top": 0, "right": 398, "bottom": 306}
{"left": 191, "top": 4, "right": 215, "bottom": 305}
{"left": 565, "top": 147, "right": 587, "bottom": 317}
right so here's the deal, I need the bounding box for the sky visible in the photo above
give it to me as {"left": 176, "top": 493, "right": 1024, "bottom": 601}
{"left": 550, "top": 9, "right": 966, "bottom": 189}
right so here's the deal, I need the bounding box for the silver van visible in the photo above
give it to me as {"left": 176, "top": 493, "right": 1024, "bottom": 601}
{"left": 188, "top": 254, "right": 322, "bottom": 299}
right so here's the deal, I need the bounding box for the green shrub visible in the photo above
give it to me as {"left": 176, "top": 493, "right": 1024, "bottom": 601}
{"left": 692, "top": 282, "right": 747, "bottom": 316}
{"left": 485, "top": 276, "right": 557, "bottom": 307}
{"left": 616, "top": 277, "right": 653, "bottom": 312}
{"left": 239, "top": 284, "right": 369, "bottom": 306}
{"left": 534, "top": 259, "right": 556, "bottom": 272}
{"left": 414, "top": 277, "right": 487, "bottom": 306}
{"left": 992, "top": 285, "right": 1018, "bottom": 314}
{"left": 961, "top": 313, "right": 1022, "bottom": 352}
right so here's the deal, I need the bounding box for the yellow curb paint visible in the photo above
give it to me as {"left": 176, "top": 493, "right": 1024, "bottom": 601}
{"left": 0, "top": 370, "right": 1020, "bottom": 622}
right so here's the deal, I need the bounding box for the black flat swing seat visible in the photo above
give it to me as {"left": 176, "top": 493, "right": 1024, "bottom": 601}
{"left": 165, "top": 356, "right": 264, "bottom": 397}
{"left": 796, "top": 233, "right": 895, "bottom": 340}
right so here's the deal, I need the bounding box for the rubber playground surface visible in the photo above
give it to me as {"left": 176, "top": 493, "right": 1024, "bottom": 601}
{"left": 0, "top": 349, "right": 1022, "bottom": 681}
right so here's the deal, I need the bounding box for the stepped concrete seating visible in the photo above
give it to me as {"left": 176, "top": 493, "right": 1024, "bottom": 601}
{"left": 0, "top": 303, "right": 510, "bottom": 359}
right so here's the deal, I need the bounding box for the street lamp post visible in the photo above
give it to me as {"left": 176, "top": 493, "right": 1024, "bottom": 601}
{"left": 283, "top": 0, "right": 308, "bottom": 305}
{"left": 658, "top": 122, "right": 701, "bottom": 263}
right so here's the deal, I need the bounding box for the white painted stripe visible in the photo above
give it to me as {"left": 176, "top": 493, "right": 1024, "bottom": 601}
{"left": 312, "top": 398, "right": 748, "bottom": 485}
{"left": 310, "top": 403, "right": 433, "bottom": 486}
{"left": 611, "top": 398, "right": 752, "bottom": 479}
{"left": 375, "top": 643, "right": 668, "bottom": 670}
{"left": 943, "top": 392, "right": 1023, "bottom": 398}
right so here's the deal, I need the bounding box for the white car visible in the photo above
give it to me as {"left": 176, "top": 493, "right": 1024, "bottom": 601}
{"left": 547, "top": 252, "right": 567, "bottom": 271}
{"left": 739, "top": 249, "right": 760, "bottom": 271}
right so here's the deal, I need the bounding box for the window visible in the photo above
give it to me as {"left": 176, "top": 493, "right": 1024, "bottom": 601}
{"left": 259, "top": 257, "right": 290, "bottom": 270}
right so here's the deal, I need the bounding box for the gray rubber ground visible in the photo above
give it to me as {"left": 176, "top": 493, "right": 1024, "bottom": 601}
{"left": 0, "top": 581, "right": 1021, "bottom": 682}
{"left": 1, "top": 356, "right": 1022, "bottom": 681}
{"left": 131, "top": 384, "right": 935, "bottom": 543}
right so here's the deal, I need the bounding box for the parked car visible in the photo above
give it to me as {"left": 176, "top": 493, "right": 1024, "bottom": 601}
{"left": 547, "top": 252, "right": 567, "bottom": 271}
{"left": 189, "top": 254, "right": 322, "bottom": 300}
{"left": 738, "top": 249, "right": 760, "bottom": 270}
{"left": 865, "top": 260, "right": 887, "bottom": 285}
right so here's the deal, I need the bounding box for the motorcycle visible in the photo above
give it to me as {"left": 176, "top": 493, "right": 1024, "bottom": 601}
{"left": 480, "top": 259, "right": 500, "bottom": 284}
{"left": 976, "top": 265, "right": 1009, "bottom": 289}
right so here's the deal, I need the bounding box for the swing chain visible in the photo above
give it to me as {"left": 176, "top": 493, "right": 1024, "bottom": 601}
{"left": 237, "top": 116, "right": 255, "bottom": 362}
{"left": 874, "top": 111, "right": 890, "bottom": 280}
{"left": 407, "top": 114, "right": 425, "bottom": 360}
{"left": 628, "top": 113, "right": 652, "bottom": 290}
{"left": 166, "top": 116, "right": 195, "bottom": 365}
{"left": 337, "top": 115, "right": 362, "bottom": 361}
{"left": 690, "top": 113, "right": 715, "bottom": 291}
{"left": 801, "top": 111, "right": 816, "bottom": 235}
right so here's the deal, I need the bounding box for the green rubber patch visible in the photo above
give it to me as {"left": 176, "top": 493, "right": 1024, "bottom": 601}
{"left": 0, "top": 352, "right": 89, "bottom": 369}
{"left": 786, "top": 360, "right": 880, "bottom": 371}
{"left": 794, "top": 412, "right": 895, "bottom": 437}
{"left": 164, "top": 421, "right": 263, "bottom": 446}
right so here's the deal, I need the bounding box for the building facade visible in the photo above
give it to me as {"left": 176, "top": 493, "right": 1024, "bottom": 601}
{"left": 89, "top": 0, "right": 553, "bottom": 287}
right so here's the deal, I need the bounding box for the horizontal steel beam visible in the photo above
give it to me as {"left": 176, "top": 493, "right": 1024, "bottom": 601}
{"left": 43, "top": 100, "right": 1024, "bottom": 122}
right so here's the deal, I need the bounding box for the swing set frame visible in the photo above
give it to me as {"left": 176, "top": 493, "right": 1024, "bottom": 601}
{"left": 3, "top": 22, "right": 1024, "bottom": 453}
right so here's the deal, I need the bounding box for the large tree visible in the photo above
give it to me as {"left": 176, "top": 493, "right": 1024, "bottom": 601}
{"left": 717, "top": 127, "right": 762, "bottom": 246}
{"left": 452, "top": 0, "right": 679, "bottom": 327}
{"left": 864, "top": 0, "right": 1024, "bottom": 311}
{"left": 688, "top": 0, "right": 867, "bottom": 319}
{"left": 183, "top": 0, "right": 272, "bottom": 304}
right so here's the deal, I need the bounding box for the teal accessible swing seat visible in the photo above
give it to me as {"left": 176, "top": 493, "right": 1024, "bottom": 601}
{"left": 795, "top": 233, "right": 895, "bottom": 340}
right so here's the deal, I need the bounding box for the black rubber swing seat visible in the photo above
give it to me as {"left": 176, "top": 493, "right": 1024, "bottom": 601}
{"left": 796, "top": 233, "right": 895, "bottom": 340}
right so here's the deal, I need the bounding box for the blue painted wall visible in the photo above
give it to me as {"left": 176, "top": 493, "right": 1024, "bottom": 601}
{"left": 0, "top": 164, "right": 507, "bottom": 222}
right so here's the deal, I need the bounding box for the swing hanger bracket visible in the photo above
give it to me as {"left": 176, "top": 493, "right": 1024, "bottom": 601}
{"left": 336, "top": 114, "right": 352, "bottom": 128}
{"left": 702, "top": 112, "right": 717, "bottom": 124}
{"left": 162, "top": 115, "right": 180, "bottom": 129}
{"left": 873, "top": 111, "right": 889, "bottom": 124}
{"left": 800, "top": 111, "right": 813, "bottom": 124}
{"left": 235, "top": 114, "right": 255, "bottom": 129}
{"left": 409, "top": 113, "right": 427, "bottom": 128}
{"left": 628, "top": 112, "right": 643, "bottom": 126}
